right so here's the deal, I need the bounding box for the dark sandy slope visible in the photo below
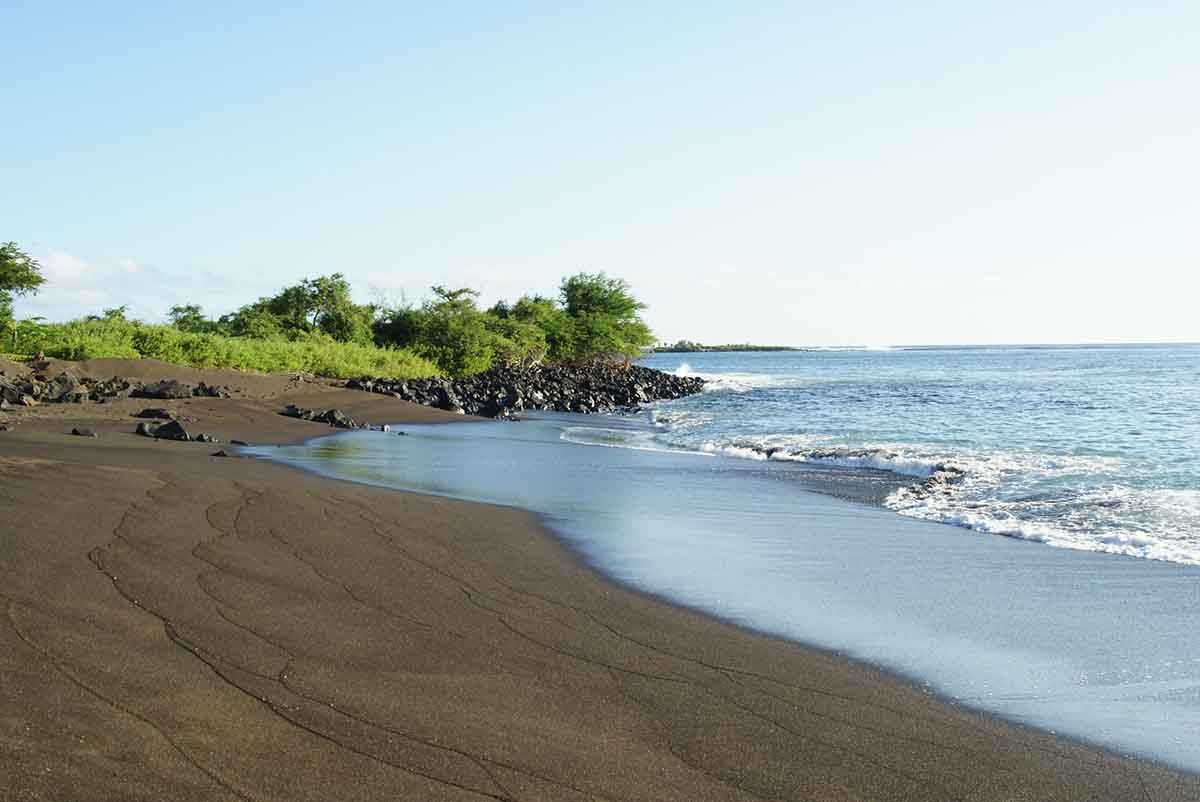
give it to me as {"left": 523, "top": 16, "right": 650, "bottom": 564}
{"left": 1, "top": 359, "right": 1196, "bottom": 801}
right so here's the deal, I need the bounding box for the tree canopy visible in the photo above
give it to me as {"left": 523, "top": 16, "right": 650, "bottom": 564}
{"left": 13, "top": 260, "right": 655, "bottom": 376}
{"left": 220, "top": 273, "right": 374, "bottom": 345}
{"left": 0, "top": 242, "right": 46, "bottom": 323}
{"left": 558, "top": 273, "right": 654, "bottom": 359}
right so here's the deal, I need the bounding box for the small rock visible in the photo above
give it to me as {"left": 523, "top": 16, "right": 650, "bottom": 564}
{"left": 193, "top": 382, "right": 232, "bottom": 399}
{"left": 230, "top": 439, "right": 249, "bottom": 446}
{"left": 193, "top": 433, "right": 219, "bottom": 444}
{"left": 133, "top": 408, "right": 175, "bottom": 420}
{"left": 280, "top": 404, "right": 312, "bottom": 420}
{"left": 70, "top": 427, "right": 98, "bottom": 438}
{"left": 211, "top": 450, "right": 230, "bottom": 458}
{"left": 0, "top": 398, "right": 11, "bottom": 412}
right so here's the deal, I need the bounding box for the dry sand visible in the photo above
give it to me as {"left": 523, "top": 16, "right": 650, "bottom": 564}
{"left": 1, "top": 359, "right": 1196, "bottom": 801}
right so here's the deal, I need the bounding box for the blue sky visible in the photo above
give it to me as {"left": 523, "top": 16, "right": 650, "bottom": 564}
{"left": 3, "top": 2, "right": 1197, "bottom": 345}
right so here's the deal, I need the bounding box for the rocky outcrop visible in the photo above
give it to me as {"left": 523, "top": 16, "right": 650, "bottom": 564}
{"left": 133, "top": 379, "right": 195, "bottom": 400}
{"left": 280, "top": 405, "right": 364, "bottom": 429}
{"left": 347, "top": 363, "right": 705, "bottom": 418}
{"left": 0, "top": 370, "right": 235, "bottom": 405}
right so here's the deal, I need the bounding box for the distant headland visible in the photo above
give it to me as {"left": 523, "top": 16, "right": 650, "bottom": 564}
{"left": 651, "top": 339, "right": 812, "bottom": 353}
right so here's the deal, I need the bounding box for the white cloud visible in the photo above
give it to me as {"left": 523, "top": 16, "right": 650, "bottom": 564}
{"left": 12, "top": 249, "right": 241, "bottom": 324}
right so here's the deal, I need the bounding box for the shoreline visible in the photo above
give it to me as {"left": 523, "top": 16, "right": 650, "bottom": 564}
{"left": 2, "top": 359, "right": 1198, "bottom": 801}
{"left": 257, "top": 419, "right": 1200, "bottom": 779}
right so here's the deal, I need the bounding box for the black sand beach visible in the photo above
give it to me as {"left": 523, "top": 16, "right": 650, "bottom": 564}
{"left": 2, "top": 359, "right": 1197, "bottom": 801}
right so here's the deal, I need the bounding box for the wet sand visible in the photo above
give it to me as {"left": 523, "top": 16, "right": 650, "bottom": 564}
{"left": 1, "top": 359, "right": 1197, "bottom": 801}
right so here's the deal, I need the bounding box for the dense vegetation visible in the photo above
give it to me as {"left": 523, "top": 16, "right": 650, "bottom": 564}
{"left": 7, "top": 311, "right": 439, "bottom": 379}
{"left": 2, "top": 241, "right": 656, "bottom": 379}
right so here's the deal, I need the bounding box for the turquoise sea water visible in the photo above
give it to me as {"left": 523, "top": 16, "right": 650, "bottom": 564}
{"left": 639, "top": 344, "right": 1200, "bottom": 565}
{"left": 252, "top": 344, "right": 1200, "bottom": 771}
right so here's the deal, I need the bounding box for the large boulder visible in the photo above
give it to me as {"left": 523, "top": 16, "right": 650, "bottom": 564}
{"left": 134, "top": 379, "right": 194, "bottom": 400}
{"left": 41, "top": 372, "right": 81, "bottom": 402}
{"left": 151, "top": 420, "right": 192, "bottom": 441}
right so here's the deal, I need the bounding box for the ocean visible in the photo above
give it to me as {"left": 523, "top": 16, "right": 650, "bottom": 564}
{"left": 640, "top": 344, "right": 1200, "bottom": 566}
{"left": 252, "top": 343, "right": 1200, "bottom": 771}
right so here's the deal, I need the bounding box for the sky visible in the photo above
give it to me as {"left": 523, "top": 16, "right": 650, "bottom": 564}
{"left": 3, "top": 1, "right": 1197, "bottom": 346}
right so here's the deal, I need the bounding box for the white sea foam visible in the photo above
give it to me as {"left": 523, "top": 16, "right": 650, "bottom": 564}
{"left": 670, "top": 364, "right": 776, "bottom": 393}
{"left": 766, "top": 448, "right": 944, "bottom": 478}
{"left": 693, "top": 435, "right": 951, "bottom": 478}
{"left": 664, "top": 432, "right": 1200, "bottom": 565}
{"left": 887, "top": 478, "right": 1200, "bottom": 566}
{"left": 560, "top": 426, "right": 713, "bottom": 457}
{"left": 698, "top": 442, "right": 769, "bottom": 460}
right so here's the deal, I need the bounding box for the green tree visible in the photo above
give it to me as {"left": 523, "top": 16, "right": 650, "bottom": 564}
{"left": 219, "top": 303, "right": 284, "bottom": 339}
{"left": 0, "top": 242, "right": 46, "bottom": 324}
{"left": 484, "top": 303, "right": 547, "bottom": 366}
{"left": 86, "top": 305, "right": 130, "bottom": 322}
{"left": 558, "top": 273, "right": 653, "bottom": 359}
{"left": 373, "top": 302, "right": 425, "bottom": 350}
{"left": 506, "top": 295, "right": 576, "bottom": 362}
{"left": 167, "top": 304, "right": 216, "bottom": 333}
{"left": 221, "top": 273, "right": 375, "bottom": 343}
{"left": 413, "top": 286, "right": 495, "bottom": 376}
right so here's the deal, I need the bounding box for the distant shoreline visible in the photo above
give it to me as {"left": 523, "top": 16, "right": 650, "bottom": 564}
{"left": 650, "top": 343, "right": 812, "bottom": 353}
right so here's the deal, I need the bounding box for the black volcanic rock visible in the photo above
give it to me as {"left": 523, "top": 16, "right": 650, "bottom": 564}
{"left": 280, "top": 405, "right": 363, "bottom": 429}
{"left": 43, "top": 372, "right": 81, "bottom": 402}
{"left": 151, "top": 420, "right": 192, "bottom": 441}
{"left": 134, "top": 379, "right": 194, "bottom": 399}
{"left": 348, "top": 363, "right": 705, "bottom": 419}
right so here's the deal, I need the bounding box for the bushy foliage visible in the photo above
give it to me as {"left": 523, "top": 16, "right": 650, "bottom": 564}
{"left": 167, "top": 304, "right": 218, "bottom": 334}
{"left": 558, "top": 273, "right": 654, "bottom": 359}
{"left": 373, "top": 273, "right": 653, "bottom": 375}
{"left": 0, "top": 237, "right": 657, "bottom": 379}
{"left": 374, "top": 287, "right": 497, "bottom": 376}
{"left": 0, "top": 242, "right": 45, "bottom": 325}
{"left": 220, "top": 273, "right": 375, "bottom": 345}
{"left": 12, "top": 316, "right": 438, "bottom": 379}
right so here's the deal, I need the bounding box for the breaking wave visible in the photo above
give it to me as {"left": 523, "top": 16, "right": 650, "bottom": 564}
{"left": 562, "top": 413, "right": 1200, "bottom": 566}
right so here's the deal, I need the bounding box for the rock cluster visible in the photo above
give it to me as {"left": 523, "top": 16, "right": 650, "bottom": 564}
{"left": 280, "top": 405, "right": 365, "bottom": 429}
{"left": 0, "top": 370, "right": 234, "bottom": 407}
{"left": 346, "top": 363, "right": 706, "bottom": 418}
{"left": 134, "top": 419, "right": 219, "bottom": 443}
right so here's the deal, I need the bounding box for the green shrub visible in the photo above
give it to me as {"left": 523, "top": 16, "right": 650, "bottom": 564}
{"left": 12, "top": 318, "right": 438, "bottom": 379}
